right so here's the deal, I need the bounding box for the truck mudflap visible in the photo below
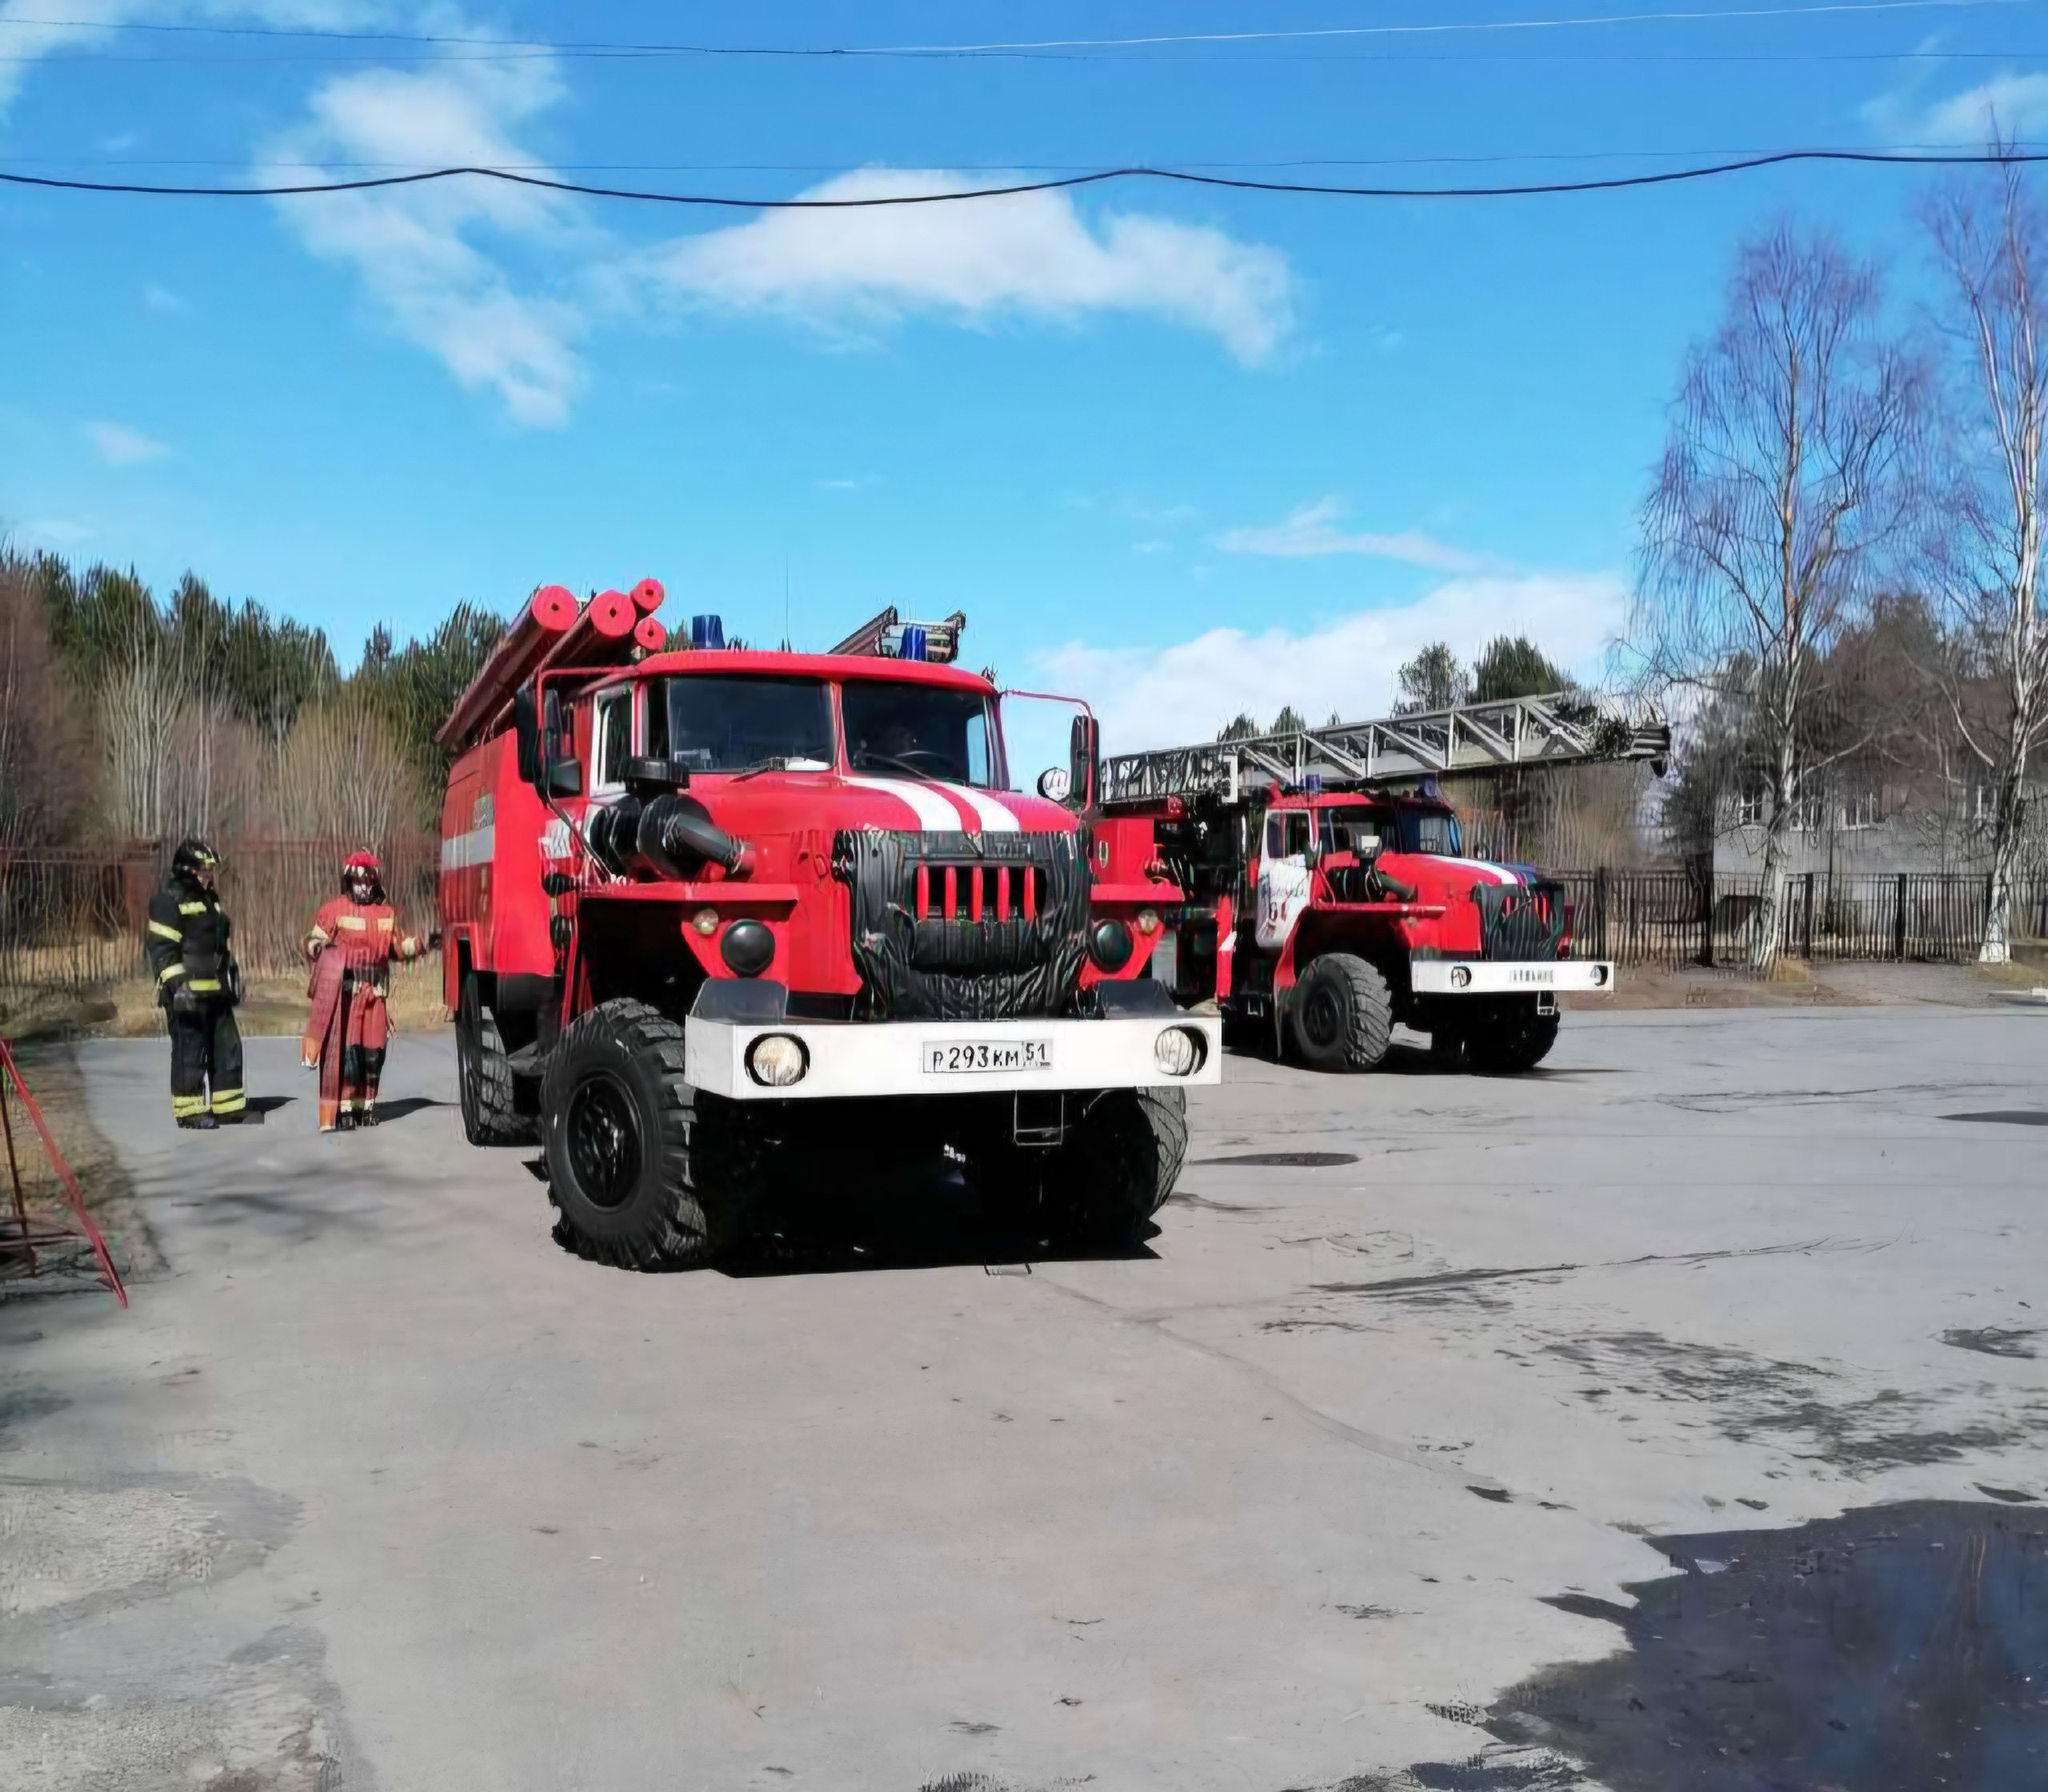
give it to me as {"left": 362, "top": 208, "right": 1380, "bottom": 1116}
{"left": 684, "top": 1014, "right": 1222, "bottom": 1100}
{"left": 1410, "top": 960, "right": 1616, "bottom": 995}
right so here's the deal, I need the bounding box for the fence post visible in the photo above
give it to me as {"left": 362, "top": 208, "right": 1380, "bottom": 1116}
{"left": 1802, "top": 871, "right": 1815, "bottom": 960}
{"left": 1700, "top": 864, "right": 1715, "bottom": 967}
{"left": 1594, "top": 866, "right": 1609, "bottom": 962}
{"left": 1894, "top": 872, "right": 1909, "bottom": 961}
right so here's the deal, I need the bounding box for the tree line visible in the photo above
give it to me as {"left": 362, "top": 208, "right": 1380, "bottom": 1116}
{"left": 0, "top": 550, "right": 501, "bottom": 854}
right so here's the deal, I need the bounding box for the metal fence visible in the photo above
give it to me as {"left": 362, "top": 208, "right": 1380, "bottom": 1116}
{"left": 2, "top": 837, "right": 439, "bottom": 1006}
{"left": 1553, "top": 868, "right": 2048, "bottom": 968}
{"left": 4, "top": 846, "right": 2042, "bottom": 1012}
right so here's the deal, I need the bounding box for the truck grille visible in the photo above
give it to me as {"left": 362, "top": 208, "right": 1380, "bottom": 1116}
{"left": 834, "top": 828, "right": 1090, "bottom": 1020}
{"left": 1474, "top": 878, "right": 1567, "bottom": 962}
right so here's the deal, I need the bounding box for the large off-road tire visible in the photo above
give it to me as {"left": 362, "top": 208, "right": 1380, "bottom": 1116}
{"left": 1287, "top": 953, "right": 1394, "bottom": 1073}
{"left": 541, "top": 998, "right": 750, "bottom": 1270}
{"left": 1464, "top": 1002, "right": 1561, "bottom": 1075}
{"left": 968, "top": 1087, "right": 1189, "bottom": 1250}
{"left": 457, "top": 974, "right": 534, "bottom": 1146}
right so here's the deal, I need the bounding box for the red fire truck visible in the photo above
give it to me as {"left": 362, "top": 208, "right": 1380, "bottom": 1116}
{"left": 1091, "top": 695, "right": 1669, "bottom": 1074}
{"left": 435, "top": 591, "right": 1217, "bottom": 1270}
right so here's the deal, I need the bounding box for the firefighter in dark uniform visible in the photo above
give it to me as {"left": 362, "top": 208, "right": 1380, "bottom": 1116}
{"left": 145, "top": 838, "right": 246, "bottom": 1129}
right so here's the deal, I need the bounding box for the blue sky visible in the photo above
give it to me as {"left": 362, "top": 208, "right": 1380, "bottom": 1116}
{"left": 2, "top": 1, "right": 2042, "bottom": 761}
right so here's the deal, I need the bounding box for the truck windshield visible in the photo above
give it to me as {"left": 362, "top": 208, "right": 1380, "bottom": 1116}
{"left": 1393, "top": 806, "right": 1463, "bottom": 854}
{"left": 655, "top": 675, "right": 834, "bottom": 774}
{"left": 842, "top": 681, "right": 999, "bottom": 788}
{"left": 1318, "top": 806, "right": 1389, "bottom": 854}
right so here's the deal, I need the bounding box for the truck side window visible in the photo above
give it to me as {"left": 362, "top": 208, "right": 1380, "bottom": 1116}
{"left": 592, "top": 690, "right": 632, "bottom": 794}
{"left": 1265, "top": 814, "right": 1285, "bottom": 858}
{"left": 1285, "top": 813, "right": 1312, "bottom": 858}
{"left": 966, "top": 709, "right": 992, "bottom": 787}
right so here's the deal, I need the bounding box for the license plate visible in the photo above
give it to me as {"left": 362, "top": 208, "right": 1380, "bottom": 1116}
{"left": 922, "top": 1039, "right": 1053, "bottom": 1074}
{"left": 1509, "top": 966, "right": 1556, "bottom": 985}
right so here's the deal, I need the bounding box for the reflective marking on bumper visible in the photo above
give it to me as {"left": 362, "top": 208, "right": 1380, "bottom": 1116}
{"left": 1411, "top": 961, "right": 1616, "bottom": 995}
{"left": 684, "top": 1014, "right": 1223, "bottom": 1100}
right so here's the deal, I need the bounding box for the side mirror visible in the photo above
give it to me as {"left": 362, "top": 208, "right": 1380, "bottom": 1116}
{"left": 1037, "top": 766, "right": 1072, "bottom": 802}
{"left": 1067, "top": 714, "right": 1098, "bottom": 810}
{"left": 514, "top": 685, "right": 542, "bottom": 786}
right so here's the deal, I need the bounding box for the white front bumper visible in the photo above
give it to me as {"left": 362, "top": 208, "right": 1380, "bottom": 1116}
{"left": 684, "top": 1014, "right": 1224, "bottom": 1100}
{"left": 1410, "top": 960, "right": 1616, "bottom": 995}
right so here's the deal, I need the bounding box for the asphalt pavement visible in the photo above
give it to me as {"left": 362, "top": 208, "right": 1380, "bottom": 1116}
{"left": 2, "top": 1006, "right": 2046, "bottom": 1790}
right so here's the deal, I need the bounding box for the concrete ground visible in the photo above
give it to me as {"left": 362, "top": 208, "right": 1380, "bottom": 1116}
{"left": 2, "top": 1007, "right": 2045, "bottom": 1791}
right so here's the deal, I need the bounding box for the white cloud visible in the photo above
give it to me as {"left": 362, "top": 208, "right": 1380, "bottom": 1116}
{"left": 82, "top": 421, "right": 169, "bottom": 465}
{"left": 1862, "top": 54, "right": 2048, "bottom": 145}
{"left": 2, "top": 13, "right": 1296, "bottom": 415}
{"left": 1038, "top": 572, "right": 1625, "bottom": 750}
{"left": 1218, "top": 497, "right": 1497, "bottom": 572}
{"left": 142, "top": 282, "right": 188, "bottom": 314}
{"left": 0, "top": 1, "right": 373, "bottom": 110}
{"left": 639, "top": 169, "right": 1294, "bottom": 364}
{"left": 262, "top": 36, "right": 590, "bottom": 426}
{"left": 1918, "top": 72, "right": 2048, "bottom": 142}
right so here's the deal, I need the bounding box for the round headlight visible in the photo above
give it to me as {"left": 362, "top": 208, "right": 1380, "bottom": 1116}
{"left": 1154, "top": 1025, "right": 1206, "bottom": 1077}
{"left": 1135, "top": 907, "right": 1162, "bottom": 936}
{"left": 720, "top": 918, "right": 775, "bottom": 977}
{"left": 746, "top": 1033, "right": 808, "bottom": 1088}
{"left": 1450, "top": 965, "right": 1473, "bottom": 989}
{"left": 691, "top": 906, "right": 719, "bottom": 937}
{"left": 1088, "top": 918, "right": 1134, "bottom": 972}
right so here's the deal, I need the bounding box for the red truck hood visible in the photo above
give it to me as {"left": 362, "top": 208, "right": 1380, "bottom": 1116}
{"left": 1380, "top": 851, "right": 1541, "bottom": 902}
{"left": 688, "top": 770, "right": 1075, "bottom": 838}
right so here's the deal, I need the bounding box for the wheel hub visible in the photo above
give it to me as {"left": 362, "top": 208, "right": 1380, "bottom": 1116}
{"left": 566, "top": 1074, "right": 642, "bottom": 1210}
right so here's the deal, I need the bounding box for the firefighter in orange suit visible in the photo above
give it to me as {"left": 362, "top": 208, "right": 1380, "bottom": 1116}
{"left": 302, "top": 850, "right": 438, "bottom": 1131}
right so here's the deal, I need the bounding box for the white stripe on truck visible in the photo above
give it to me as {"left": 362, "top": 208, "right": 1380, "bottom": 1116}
{"left": 440, "top": 824, "right": 495, "bottom": 871}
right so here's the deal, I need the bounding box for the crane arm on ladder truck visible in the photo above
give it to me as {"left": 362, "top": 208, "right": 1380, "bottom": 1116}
{"left": 1098, "top": 690, "right": 1671, "bottom": 807}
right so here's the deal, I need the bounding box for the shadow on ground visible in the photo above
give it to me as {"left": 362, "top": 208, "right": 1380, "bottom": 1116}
{"left": 721, "top": 1160, "right": 1159, "bottom": 1279}
{"left": 1390, "top": 1500, "right": 2048, "bottom": 1790}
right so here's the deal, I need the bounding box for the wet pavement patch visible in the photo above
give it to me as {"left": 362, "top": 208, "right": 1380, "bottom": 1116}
{"left": 1398, "top": 1500, "right": 2048, "bottom": 1790}
{"left": 1941, "top": 1326, "right": 2041, "bottom": 1359}
{"left": 1939, "top": 1110, "right": 2048, "bottom": 1125}
{"left": 1194, "top": 1151, "right": 1361, "bottom": 1168}
{"left": 1542, "top": 1330, "right": 2026, "bottom": 1470}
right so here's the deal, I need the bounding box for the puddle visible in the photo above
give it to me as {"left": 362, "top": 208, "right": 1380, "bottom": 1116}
{"left": 1940, "top": 1110, "right": 2048, "bottom": 1126}
{"left": 1193, "top": 1151, "right": 1361, "bottom": 1168}
{"left": 1403, "top": 1500, "right": 2048, "bottom": 1789}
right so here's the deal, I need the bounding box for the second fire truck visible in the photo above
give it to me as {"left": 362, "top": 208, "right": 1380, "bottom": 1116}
{"left": 1082, "top": 694, "right": 1670, "bottom": 1074}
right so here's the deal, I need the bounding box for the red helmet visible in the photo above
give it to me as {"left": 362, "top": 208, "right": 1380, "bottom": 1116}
{"left": 342, "top": 850, "right": 383, "bottom": 896}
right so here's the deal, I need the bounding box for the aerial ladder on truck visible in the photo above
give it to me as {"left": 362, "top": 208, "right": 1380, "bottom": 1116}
{"left": 1085, "top": 691, "right": 1670, "bottom": 1075}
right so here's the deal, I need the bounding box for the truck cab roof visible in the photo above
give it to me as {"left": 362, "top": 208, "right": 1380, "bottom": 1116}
{"left": 630, "top": 648, "right": 995, "bottom": 694}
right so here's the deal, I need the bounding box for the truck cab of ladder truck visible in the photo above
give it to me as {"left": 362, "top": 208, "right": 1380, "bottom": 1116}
{"left": 1142, "top": 781, "right": 1618, "bottom": 1076}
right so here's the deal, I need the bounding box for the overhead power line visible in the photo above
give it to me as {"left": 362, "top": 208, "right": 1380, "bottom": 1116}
{"left": 0, "top": 0, "right": 2034, "bottom": 62}
{"left": 5, "top": 147, "right": 2048, "bottom": 206}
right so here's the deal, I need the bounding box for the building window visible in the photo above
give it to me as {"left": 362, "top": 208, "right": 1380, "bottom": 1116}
{"left": 1788, "top": 792, "right": 1823, "bottom": 834}
{"left": 1974, "top": 782, "right": 1996, "bottom": 825}
{"left": 1841, "top": 790, "right": 1882, "bottom": 831}
{"left": 1735, "top": 787, "right": 1766, "bottom": 828}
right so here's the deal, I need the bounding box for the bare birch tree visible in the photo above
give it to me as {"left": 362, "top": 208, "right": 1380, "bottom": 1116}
{"left": 1636, "top": 223, "right": 1923, "bottom": 970}
{"left": 1924, "top": 157, "right": 2048, "bottom": 960}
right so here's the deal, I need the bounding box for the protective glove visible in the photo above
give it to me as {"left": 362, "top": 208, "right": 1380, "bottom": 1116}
{"left": 226, "top": 962, "right": 245, "bottom": 1007}
{"left": 427, "top": 930, "right": 443, "bottom": 952}
{"left": 167, "top": 982, "right": 199, "bottom": 1016}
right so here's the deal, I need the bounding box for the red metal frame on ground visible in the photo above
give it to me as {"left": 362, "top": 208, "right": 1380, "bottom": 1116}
{"left": 0, "top": 1038, "right": 127, "bottom": 1306}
